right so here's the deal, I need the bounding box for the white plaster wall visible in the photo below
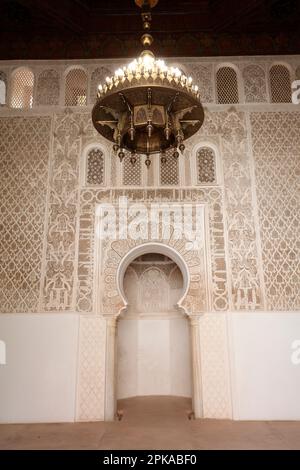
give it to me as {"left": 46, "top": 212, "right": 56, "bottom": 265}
{"left": 117, "top": 316, "right": 192, "bottom": 399}
{"left": 2, "top": 311, "right": 300, "bottom": 423}
{"left": 0, "top": 313, "right": 79, "bottom": 423}
{"left": 229, "top": 312, "right": 300, "bottom": 420}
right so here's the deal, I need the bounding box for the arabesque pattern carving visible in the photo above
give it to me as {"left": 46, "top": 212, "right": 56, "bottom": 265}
{"left": 0, "top": 116, "right": 51, "bottom": 313}
{"left": 185, "top": 64, "right": 213, "bottom": 103}
{"left": 90, "top": 67, "right": 112, "bottom": 104}
{"left": 76, "top": 187, "right": 229, "bottom": 313}
{"left": 42, "top": 111, "right": 86, "bottom": 310}
{"left": 36, "top": 69, "right": 60, "bottom": 106}
{"left": 100, "top": 234, "right": 207, "bottom": 316}
{"left": 251, "top": 112, "right": 300, "bottom": 310}
{"left": 243, "top": 64, "right": 267, "bottom": 103}
{"left": 197, "top": 110, "right": 262, "bottom": 310}
{"left": 1, "top": 107, "right": 296, "bottom": 317}
{"left": 124, "top": 257, "right": 183, "bottom": 314}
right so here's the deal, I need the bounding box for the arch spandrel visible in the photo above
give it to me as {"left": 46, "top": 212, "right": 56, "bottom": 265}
{"left": 99, "top": 238, "right": 207, "bottom": 316}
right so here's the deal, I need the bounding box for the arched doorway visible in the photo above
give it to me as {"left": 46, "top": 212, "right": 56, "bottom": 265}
{"left": 94, "top": 241, "right": 204, "bottom": 421}
{"left": 117, "top": 252, "right": 192, "bottom": 403}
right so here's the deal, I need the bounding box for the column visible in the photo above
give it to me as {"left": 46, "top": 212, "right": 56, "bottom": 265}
{"left": 104, "top": 315, "right": 118, "bottom": 421}
{"left": 189, "top": 315, "right": 203, "bottom": 418}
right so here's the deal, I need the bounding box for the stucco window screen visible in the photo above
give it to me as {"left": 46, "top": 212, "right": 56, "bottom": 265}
{"left": 216, "top": 66, "right": 239, "bottom": 104}
{"left": 160, "top": 149, "right": 179, "bottom": 186}
{"left": 65, "top": 68, "right": 87, "bottom": 106}
{"left": 196, "top": 147, "right": 216, "bottom": 184}
{"left": 123, "top": 152, "right": 142, "bottom": 186}
{"left": 10, "top": 67, "right": 34, "bottom": 108}
{"left": 269, "top": 65, "right": 292, "bottom": 103}
{"left": 86, "top": 148, "right": 105, "bottom": 186}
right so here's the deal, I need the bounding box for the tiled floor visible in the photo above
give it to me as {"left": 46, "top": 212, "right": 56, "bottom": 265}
{"left": 1, "top": 396, "right": 300, "bottom": 450}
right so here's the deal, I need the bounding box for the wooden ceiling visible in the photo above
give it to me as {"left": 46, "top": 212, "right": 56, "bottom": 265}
{"left": 0, "top": 0, "right": 300, "bottom": 59}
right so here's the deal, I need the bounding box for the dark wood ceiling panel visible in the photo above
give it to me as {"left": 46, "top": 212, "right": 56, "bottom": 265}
{"left": 0, "top": 0, "right": 299, "bottom": 59}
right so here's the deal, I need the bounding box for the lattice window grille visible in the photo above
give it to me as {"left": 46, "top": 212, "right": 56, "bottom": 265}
{"left": 269, "top": 65, "right": 292, "bottom": 103}
{"left": 10, "top": 68, "right": 34, "bottom": 108}
{"left": 216, "top": 67, "right": 239, "bottom": 104}
{"left": 122, "top": 152, "right": 142, "bottom": 186}
{"left": 0, "top": 72, "right": 6, "bottom": 105}
{"left": 65, "top": 69, "right": 87, "bottom": 106}
{"left": 160, "top": 150, "right": 179, "bottom": 185}
{"left": 197, "top": 147, "right": 216, "bottom": 184}
{"left": 86, "top": 148, "right": 105, "bottom": 185}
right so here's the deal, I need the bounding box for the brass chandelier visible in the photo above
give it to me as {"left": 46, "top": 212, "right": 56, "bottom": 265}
{"left": 92, "top": 0, "right": 204, "bottom": 167}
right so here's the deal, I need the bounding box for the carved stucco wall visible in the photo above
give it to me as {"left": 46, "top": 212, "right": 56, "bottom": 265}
{"left": 199, "top": 313, "right": 232, "bottom": 418}
{"left": 41, "top": 111, "right": 102, "bottom": 311}
{"left": 76, "top": 315, "right": 106, "bottom": 421}
{"left": 191, "top": 109, "right": 263, "bottom": 311}
{"left": 77, "top": 187, "right": 228, "bottom": 314}
{"left": 123, "top": 255, "right": 183, "bottom": 314}
{"left": 251, "top": 112, "right": 300, "bottom": 311}
{"left": 0, "top": 102, "right": 299, "bottom": 420}
{"left": 0, "top": 116, "right": 51, "bottom": 312}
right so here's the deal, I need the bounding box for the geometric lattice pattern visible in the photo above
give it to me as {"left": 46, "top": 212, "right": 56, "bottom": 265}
{"left": 86, "top": 148, "right": 104, "bottom": 185}
{"left": 76, "top": 315, "right": 106, "bottom": 421}
{"left": 10, "top": 67, "right": 34, "bottom": 108}
{"left": 65, "top": 68, "right": 87, "bottom": 106}
{"left": 269, "top": 65, "right": 291, "bottom": 103}
{"left": 123, "top": 152, "right": 141, "bottom": 186}
{"left": 36, "top": 69, "right": 60, "bottom": 106}
{"left": 243, "top": 64, "right": 267, "bottom": 103}
{"left": 251, "top": 112, "right": 300, "bottom": 310}
{"left": 197, "top": 147, "right": 216, "bottom": 183}
{"left": 160, "top": 150, "right": 179, "bottom": 185}
{"left": 0, "top": 117, "right": 51, "bottom": 313}
{"left": 199, "top": 313, "right": 232, "bottom": 418}
{"left": 216, "top": 67, "right": 239, "bottom": 104}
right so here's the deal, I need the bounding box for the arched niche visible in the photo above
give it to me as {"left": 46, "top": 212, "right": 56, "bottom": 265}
{"left": 117, "top": 252, "right": 192, "bottom": 401}
{"left": 117, "top": 242, "right": 190, "bottom": 315}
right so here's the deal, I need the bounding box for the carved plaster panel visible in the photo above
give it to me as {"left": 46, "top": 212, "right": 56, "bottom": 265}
{"left": 76, "top": 314, "right": 106, "bottom": 421}
{"left": 0, "top": 116, "right": 51, "bottom": 313}
{"left": 251, "top": 112, "right": 300, "bottom": 310}
{"left": 199, "top": 313, "right": 232, "bottom": 418}
{"left": 77, "top": 188, "right": 229, "bottom": 314}
{"left": 195, "top": 110, "right": 262, "bottom": 310}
